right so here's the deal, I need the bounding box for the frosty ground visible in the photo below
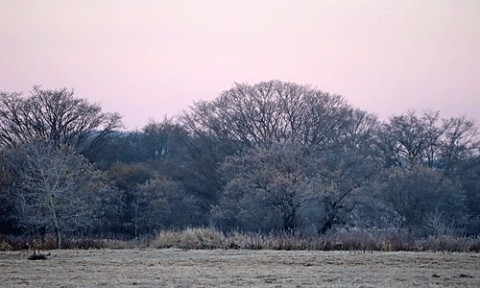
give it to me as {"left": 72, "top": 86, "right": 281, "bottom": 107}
{"left": 1, "top": 249, "right": 479, "bottom": 287}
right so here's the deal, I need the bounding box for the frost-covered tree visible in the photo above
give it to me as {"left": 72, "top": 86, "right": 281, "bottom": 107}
{"left": 213, "top": 142, "right": 381, "bottom": 234}
{"left": 11, "top": 141, "right": 110, "bottom": 248}
{"left": 214, "top": 144, "right": 313, "bottom": 234}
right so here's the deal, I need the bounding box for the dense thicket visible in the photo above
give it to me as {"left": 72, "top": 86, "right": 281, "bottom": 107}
{"left": 1, "top": 81, "right": 479, "bottom": 246}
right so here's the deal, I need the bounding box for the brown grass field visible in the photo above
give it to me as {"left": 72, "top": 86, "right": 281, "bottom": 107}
{"left": 1, "top": 249, "right": 479, "bottom": 287}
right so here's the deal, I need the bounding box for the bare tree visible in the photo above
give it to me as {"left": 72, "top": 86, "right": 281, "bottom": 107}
{"left": 377, "top": 111, "right": 428, "bottom": 169}
{"left": 12, "top": 141, "right": 109, "bottom": 248}
{"left": 218, "top": 144, "right": 313, "bottom": 234}
{"left": 311, "top": 148, "right": 381, "bottom": 234}
{"left": 185, "top": 81, "right": 380, "bottom": 234}
{"left": 440, "top": 115, "right": 480, "bottom": 175}
{"left": 376, "top": 111, "right": 480, "bottom": 173}
{"left": 0, "top": 86, "right": 123, "bottom": 155}
{"left": 182, "top": 80, "right": 357, "bottom": 153}
{"left": 216, "top": 141, "right": 381, "bottom": 234}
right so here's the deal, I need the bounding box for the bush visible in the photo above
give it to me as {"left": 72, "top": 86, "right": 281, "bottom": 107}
{"left": 151, "top": 228, "right": 226, "bottom": 249}
{"left": 178, "top": 228, "right": 225, "bottom": 249}
{"left": 151, "top": 230, "right": 179, "bottom": 249}
{"left": 415, "top": 236, "right": 480, "bottom": 252}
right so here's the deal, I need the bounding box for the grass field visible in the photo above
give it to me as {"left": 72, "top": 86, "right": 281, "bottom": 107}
{"left": 1, "top": 249, "right": 479, "bottom": 287}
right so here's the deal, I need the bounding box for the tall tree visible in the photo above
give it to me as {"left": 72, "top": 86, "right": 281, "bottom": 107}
{"left": 214, "top": 143, "right": 381, "bottom": 234}
{"left": 312, "top": 148, "right": 381, "bottom": 234}
{"left": 376, "top": 111, "right": 480, "bottom": 173}
{"left": 10, "top": 141, "right": 111, "bottom": 248}
{"left": 185, "top": 81, "right": 379, "bottom": 233}
{"left": 216, "top": 144, "right": 313, "bottom": 234}
{"left": 182, "top": 80, "right": 358, "bottom": 153}
{"left": 0, "top": 86, "right": 123, "bottom": 155}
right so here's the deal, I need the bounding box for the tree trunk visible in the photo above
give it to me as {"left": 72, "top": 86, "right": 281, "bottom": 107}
{"left": 54, "top": 226, "right": 62, "bottom": 249}
{"left": 282, "top": 208, "right": 296, "bottom": 235}
{"left": 318, "top": 213, "right": 335, "bottom": 235}
{"left": 50, "top": 194, "right": 62, "bottom": 249}
{"left": 318, "top": 219, "right": 332, "bottom": 234}
{"left": 134, "top": 200, "right": 139, "bottom": 237}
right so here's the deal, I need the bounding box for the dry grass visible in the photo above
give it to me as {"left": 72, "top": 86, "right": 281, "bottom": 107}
{"left": 0, "top": 249, "right": 479, "bottom": 287}
{"left": 150, "top": 228, "right": 480, "bottom": 252}
{"left": 0, "top": 236, "right": 148, "bottom": 251}
{"left": 3, "top": 228, "right": 480, "bottom": 252}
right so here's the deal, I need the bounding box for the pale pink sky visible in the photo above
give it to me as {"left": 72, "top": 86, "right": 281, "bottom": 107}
{"left": 1, "top": 0, "right": 479, "bottom": 129}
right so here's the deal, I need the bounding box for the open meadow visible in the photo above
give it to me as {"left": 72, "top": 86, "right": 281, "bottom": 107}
{"left": 0, "top": 249, "right": 479, "bottom": 287}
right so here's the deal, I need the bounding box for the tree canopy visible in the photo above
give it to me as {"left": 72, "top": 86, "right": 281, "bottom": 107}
{"left": 0, "top": 86, "right": 123, "bottom": 155}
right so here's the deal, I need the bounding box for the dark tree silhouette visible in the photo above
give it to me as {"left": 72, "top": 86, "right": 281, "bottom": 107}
{"left": 0, "top": 86, "right": 123, "bottom": 155}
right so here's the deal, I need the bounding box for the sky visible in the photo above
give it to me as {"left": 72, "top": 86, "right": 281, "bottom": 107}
{"left": 1, "top": 0, "right": 479, "bottom": 130}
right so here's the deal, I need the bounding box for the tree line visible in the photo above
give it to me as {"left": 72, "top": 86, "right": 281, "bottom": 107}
{"left": 1, "top": 81, "right": 479, "bottom": 248}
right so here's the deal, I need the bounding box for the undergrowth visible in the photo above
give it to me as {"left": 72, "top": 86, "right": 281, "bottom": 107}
{"left": 1, "top": 228, "right": 480, "bottom": 252}
{"left": 149, "top": 228, "right": 480, "bottom": 252}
